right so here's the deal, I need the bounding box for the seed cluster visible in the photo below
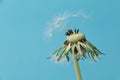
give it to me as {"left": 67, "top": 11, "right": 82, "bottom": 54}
{"left": 65, "top": 29, "right": 85, "bottom": 44}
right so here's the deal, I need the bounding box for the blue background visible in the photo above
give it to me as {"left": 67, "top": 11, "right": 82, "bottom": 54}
{"left": 0, "top": 0, "right": 120, "bottom": 80}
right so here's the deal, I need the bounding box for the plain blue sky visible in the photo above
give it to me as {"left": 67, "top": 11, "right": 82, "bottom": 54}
{"left": 0, "top": 0, "right": 120, "bottom": 80}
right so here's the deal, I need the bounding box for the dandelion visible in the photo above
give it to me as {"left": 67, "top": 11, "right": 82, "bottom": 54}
{"left": 48, "top": 29, "right": 104, "bottom": 80}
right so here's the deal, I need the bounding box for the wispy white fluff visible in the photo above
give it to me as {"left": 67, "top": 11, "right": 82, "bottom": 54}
{"left": 45, "top": 11, "right": 88, "bottom": 38}
{"left": 50, "top": 55, "right": 69, "bottom": 64}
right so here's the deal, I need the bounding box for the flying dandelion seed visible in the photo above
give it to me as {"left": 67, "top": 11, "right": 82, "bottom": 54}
{"left": 45, "top": 11, "right": 89, "bottom": 38}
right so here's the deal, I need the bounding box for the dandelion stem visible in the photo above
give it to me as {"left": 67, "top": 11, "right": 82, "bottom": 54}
{"left": 72, "top": 48, "right": 82, "bottom": 80}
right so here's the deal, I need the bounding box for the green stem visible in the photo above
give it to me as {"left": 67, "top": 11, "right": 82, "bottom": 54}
{"left": 72, "top": 51, "right": 82, "bottom": 80}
